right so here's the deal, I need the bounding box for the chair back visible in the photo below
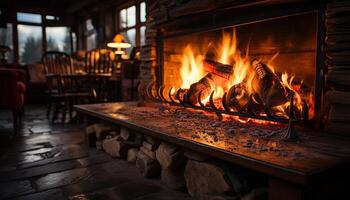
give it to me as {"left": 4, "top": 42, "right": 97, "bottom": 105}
{"left": 42, "top": 51, "right": 74, "bottom": 94}
{"left": 42, "top": 51, "right": 74, "bottom": 75}
{"left": 84, "top": 49, "right": 115, "bottom": 74}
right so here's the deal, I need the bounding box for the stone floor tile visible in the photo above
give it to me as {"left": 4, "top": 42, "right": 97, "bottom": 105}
{"left": 134, "top": 190, "right": 192, "bottom": 200}
{"left": 77, "top": 152, "right": 112, "bottom": 167}
{"left": 14, "top": 189, "right": 67, "bottom": 200}
{"left": 35, "top": 167, "right": 88, "bottom": 191}
{"left": 0, "top": 180, "right": 35, "bottom": 199}
{"left": 112, "top": 180, "right": 166, "bottom": 200}
{"left": 62, "top": 175, "right": 133, "bottom": 197}
{"left": 0, "top": 160, "right": 81, "bottom": 181}
{"left": 69, "top": 188, "right": 121, "bottom": 200}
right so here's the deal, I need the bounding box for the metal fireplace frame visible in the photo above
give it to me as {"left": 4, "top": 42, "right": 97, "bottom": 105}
{"left": 155, "top": 0, "right": 326, "bottom": 118}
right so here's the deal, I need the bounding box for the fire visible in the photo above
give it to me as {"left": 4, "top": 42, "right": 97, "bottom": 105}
{"left": 178, "top": 28, "right": 314, "bottom": 119}
{"left": 180, "top": 45, "right": 205, "bottom": 89}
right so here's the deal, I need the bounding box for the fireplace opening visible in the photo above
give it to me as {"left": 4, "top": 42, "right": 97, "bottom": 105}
{"left": 160, "top": 12, "right": 318, "bottom": 123}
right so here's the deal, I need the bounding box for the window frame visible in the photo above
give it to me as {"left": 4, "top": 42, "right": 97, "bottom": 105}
{"left": 116, "top": 0, "right": 146, "bottom": 48}
{"left": 11, "top": 11, "right": 76, "bottom": 64}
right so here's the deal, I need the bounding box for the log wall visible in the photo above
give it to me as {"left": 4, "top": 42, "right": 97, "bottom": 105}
{"left": 325, "top": 0, "right": 350, "bottom": 136}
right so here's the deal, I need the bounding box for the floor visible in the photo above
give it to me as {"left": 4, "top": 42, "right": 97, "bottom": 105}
{"left": 0, "top": 105, "right": 191, "bottom": 200}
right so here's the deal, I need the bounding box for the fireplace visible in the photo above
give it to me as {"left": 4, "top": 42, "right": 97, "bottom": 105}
{"left": 138, "top": 0, "right": 329, "bottom": 136}
{"left": 75, "top": 1, "right": 350, "bottom": 200}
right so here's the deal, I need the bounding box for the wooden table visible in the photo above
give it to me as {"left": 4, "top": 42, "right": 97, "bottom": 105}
{"left": 59, "top": 73, "right": 112, "bottom": 102}
{"left": 75, "top": 102, "right": 350, "bottom": 200}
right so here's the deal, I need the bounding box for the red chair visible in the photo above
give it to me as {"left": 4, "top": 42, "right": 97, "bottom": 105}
{"left": 0, "top": 68, "right": 26, "bottom": 135}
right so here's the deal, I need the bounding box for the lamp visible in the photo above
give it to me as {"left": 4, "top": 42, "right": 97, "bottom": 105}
{"left": 107, "top": 34, "right": 131, "bottom": 55}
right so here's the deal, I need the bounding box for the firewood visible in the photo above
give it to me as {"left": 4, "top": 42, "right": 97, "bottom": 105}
{"left": 203, "top": 59, "right": 234, "bottom": 80}
{"left": 186, "top": 73, "right": 213, "bottom": 105}
{"left": 251, "top": 59, "right": 288, "bottom": 109}
{"left": 184, "top": 60, "right": 232, "bottom": 105}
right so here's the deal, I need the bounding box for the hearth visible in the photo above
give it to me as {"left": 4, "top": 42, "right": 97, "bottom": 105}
{"left": 139, "top": 1, "right": 327, "bottom": 140}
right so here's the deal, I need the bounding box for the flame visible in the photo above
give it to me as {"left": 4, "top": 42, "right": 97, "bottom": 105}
{"left": 177, "top": 28, "right": 314, "bottom": 120}
{"left": 180, "top": 45, "right": 205, "bottom": 89}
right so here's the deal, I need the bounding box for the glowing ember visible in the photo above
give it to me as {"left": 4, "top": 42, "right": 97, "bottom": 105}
{"left": 177, "top": 28, "right": 314, "bottom": 119}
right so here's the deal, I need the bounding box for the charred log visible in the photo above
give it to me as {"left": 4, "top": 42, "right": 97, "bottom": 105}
{"left": 185, "top": 60, "right": 233, "bottom": 105}
{"left": 203, "top": 59, "right": 234, "bottom": 80}
{"left": 251, "top": 59, "right": 288, "bottom": 110}
{"left": 185, "top": 73, "right": 214, "bottom": 105}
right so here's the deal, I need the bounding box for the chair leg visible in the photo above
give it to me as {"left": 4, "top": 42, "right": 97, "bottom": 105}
{"left": 61, "top": 99, "right": 69, "bottom": 124}
{"left": 47, "top": 97, "right": 52, "bottom": 119}
{"left": 12, "top": 109, "right": 18, "bottom": 136}
{"left": 52, "top": 102, "right": 59, "bottom": 124}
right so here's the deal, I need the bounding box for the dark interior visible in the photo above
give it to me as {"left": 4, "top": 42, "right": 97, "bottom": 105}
{"left": 0, "top": 1, "right": 350, "bottom": 200}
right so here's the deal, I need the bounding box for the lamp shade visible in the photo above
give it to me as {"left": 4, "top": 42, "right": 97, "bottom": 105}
{"left": 107, "top": 34, "right": 131, "bottom": 48}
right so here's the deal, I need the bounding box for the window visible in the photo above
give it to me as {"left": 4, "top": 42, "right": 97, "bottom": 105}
{"left": 0, "top": 23, "right": 14, "bottom": 63}
{"left": 46, "top": 27, "right": 72, "bottom": 53}
{"left": 17, "top": 24, "right": 43, "bottom": 64}
{"left": 17, "top": 12, "right": 42, "bottom": 24}
{"left": 86, "top": 19, "right": 97, "bottom": 50}
{"left": 118, "top": 1, "right": 146, "bottom": 51}
{"left": 45, "top": 15, "right": 60, "bottom": 21}
{"left": 140, "top": 2, "right": 146, "bottom": 23}
{"left": 72, "top": 32, "right": 77, "bottom": 52}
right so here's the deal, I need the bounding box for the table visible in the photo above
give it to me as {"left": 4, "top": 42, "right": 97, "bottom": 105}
{"left": 48, "top": 73, "right": 113, "bottom": 102}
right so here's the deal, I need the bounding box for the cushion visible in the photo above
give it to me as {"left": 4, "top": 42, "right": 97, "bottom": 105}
{"left": 17, "top": 81, "right": 26, "bottom": 93}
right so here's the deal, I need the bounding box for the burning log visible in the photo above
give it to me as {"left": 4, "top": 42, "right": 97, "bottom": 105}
{"left": 186, "top": 60, "right": 233, "bottom": 105}
{"left": 203, "top": 59, "right": 234, "bottom": 80}
{"left": 251, "top": 59, "right": 288, "bottom": 111}
{"left": 186, "top": 73, "right": 214, "bottom": 105}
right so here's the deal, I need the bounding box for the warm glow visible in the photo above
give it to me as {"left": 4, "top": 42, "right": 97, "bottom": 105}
{"left": 180, "top": 45, "right": 205, "bottom": 89}
{"left": 177, "top": 28, "right": 314, "bottom": 119}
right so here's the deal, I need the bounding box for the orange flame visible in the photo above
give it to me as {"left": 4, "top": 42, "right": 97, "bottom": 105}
{"left": 178, "top": 28, "right": 314, "bottom": 120}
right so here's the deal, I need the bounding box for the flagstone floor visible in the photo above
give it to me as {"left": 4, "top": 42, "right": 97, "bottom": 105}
{"left": 0, "top": 105, "right": 191, "bottom": 200}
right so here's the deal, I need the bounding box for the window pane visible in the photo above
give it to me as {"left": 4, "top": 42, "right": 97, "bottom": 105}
{"left": 46, "top": 15, "right": 55, "bottom": 20}
{"left": 17, "top": 12, "right": 42, "bottom": 23}
{"left": 86, "top": 19, "right": 94, "bottom": 32}
{"left": 17, "top": 24, "right": 42, "bottom": 64}
{"left": 140, "top": 26, "right": 146, "bottom": 46}
{"left": 87, "top": 32, "right": 97, "bottom": 51}
{"left": 120, "top": 9, "right": 127, "bottom": 29}
{"left": 140, "top": 2, "right": 146, "bottom": 23}
{"left": 126, "top": 28, "right": 136, "bottom": 46}
{"left": 46, "top": 27, "right": 71, "bottom": 53}
{"left": 0, "top": 23, "right": 14, "bottom": 63}
{"left": 72, "top": 32, "right": 77, "bottom": 52}
{"left": 127, "top": 6, "right": 136, "bottom": 27}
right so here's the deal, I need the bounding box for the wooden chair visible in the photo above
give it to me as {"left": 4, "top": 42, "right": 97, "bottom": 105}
{"left": 84, "top": 49, "right": 115, "bottom": 102}
{"left": 42, "top": 51, "right": 92, "bottom": 124}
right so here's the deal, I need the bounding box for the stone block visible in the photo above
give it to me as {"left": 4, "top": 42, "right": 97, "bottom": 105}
{"left": 156, "top": 142, "right": 185, "bottom": 169}
{"left": 142, "top": 141, "right": 157, "bottom": 151}
{"left": 120, "top": 127, "right": 133, "bottom": 141}
{"left": 140, "top": 146, "right": 156, "bottom": 159}
{"left": 184, "top": 160, "right": 232, "bottom": 197}
{"left": 94, "top": 123, "right": 114, "bottom": 139}
{"left": 136, "top": 150, "right": 161, "bottom": 178}
{"left": 102, "top": 136, "right": 129, "bottom": 158}
{"left": 145, "top": 136, "right": 160, "bottom": 147}
{"left": 127, "top": 148, "right": 139, "bottom": 164}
